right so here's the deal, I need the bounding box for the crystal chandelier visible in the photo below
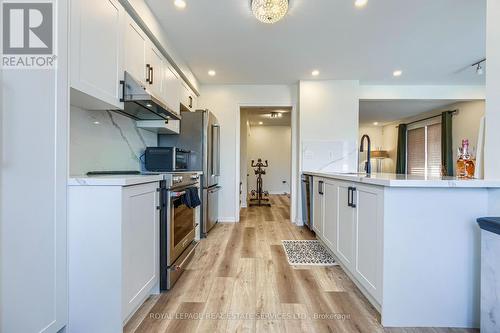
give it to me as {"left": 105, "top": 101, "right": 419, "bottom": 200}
{"left": 251, "top": 0, "right": 289, "bottom": 24}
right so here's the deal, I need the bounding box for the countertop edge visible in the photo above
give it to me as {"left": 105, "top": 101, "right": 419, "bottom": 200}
{"left": 68, "top": 175, "right": 164, "bottom": 186}
{"left": 303, "top": 171, "right": 500, "bottom": 188}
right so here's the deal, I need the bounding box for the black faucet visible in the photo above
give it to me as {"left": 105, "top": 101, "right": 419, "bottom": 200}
{"left": 360, "top": 134, "right": 372, "bottom": 175}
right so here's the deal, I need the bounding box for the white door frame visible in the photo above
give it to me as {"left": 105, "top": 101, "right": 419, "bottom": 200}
{"left": 235, "top": 103, "right": 299, "bottom": 224}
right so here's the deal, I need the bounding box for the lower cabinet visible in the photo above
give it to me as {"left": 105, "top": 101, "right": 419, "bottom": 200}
{"left": 68, "top": 182, "right": 160, "bottom": 333}
{"left": 322, "top": 180, "right": 339, "bottom": 251}
{"left": 312, "top": 176, "right": 383, "bottom": 304}
{"left": 121, "top": 183, "right": 160, "bottom": 321}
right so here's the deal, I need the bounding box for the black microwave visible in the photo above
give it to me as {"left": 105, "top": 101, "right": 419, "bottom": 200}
{"left": 144, "top": 147, "right": 191, "bottom": 172}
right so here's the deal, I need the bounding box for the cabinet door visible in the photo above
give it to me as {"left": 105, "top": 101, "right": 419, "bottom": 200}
{"left": 70, "top": 0, "right": 123, "bottom": 109}
{"left": 146, "top": 43, "right": 165, "bottom": 99}
{"left": 353, "top": 185, "right": 383, "bottom": 302}
{"left": 122, "top": 183, "right": 159, "bottom": 321}
{"left": 164, "top": 63, "right": 181, "bottom": 114}
{"left": 124, "top": 15, "right": 148, "bottom": 84}
{"left": 337, "top": 183, "right": 355, "bottom": 269}
{"left": 312, "top": 178, "right": 324, "bottom": 235}
{"left": 180, "top": 82, "right": 195, "bottom": 111}
{"left": 322, "top": 180, "right": 339, "bottom": 251}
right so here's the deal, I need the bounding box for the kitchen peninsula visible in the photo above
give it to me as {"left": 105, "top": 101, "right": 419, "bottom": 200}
{"left": 305, "top": 171, "right": 500, "bottom": 328}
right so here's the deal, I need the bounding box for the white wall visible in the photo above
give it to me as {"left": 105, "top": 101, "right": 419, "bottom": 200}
{"left": 70, "top": 106, "right": 157, "bottom": 175}
{"left": 240, "top": 111, "right": 248, "bottom": 207}
{"left": 299, "top": 80, "right": 360, "bottom": 173}
{"left": 379, "top": 101, "right": 485, "bottom": 174}
{"left": 485, "top": 0, "right": 500, "bottom": 179}
{"left": 199, "top": 85, "right": 298, "bottom": 223}
{"left": 247, "top": 126, "right": 291, "bottom": 195}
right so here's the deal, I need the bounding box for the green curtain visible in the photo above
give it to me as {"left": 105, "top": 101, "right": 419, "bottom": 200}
{"left": 441, "top": 111, "right": 453, "bottom": 176}
{"left": 396, "top": 124, "right": 407, "bottom": 174}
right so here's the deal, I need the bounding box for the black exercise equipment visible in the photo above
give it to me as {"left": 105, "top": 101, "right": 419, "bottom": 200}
{"left": 249, "top": 158, "right": 271, "bottom": 207}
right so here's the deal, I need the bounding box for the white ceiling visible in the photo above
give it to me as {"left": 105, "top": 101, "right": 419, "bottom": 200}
{"left": 359, "top": 100, "right": 461, "bottom": 126}
{"left": 241, "top": 107, "right": 292, "bottom": 126}
{"left": 145, "top": 0, "right": 486, "bottom": 85}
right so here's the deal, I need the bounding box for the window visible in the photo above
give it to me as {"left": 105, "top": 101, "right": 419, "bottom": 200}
{"left": 407, "top": 121, "right": 442, "bottom": 177}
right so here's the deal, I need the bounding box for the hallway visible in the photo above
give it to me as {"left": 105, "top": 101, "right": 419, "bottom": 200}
{"left": 125, "top": 196, "right": 476, "bottom": 333}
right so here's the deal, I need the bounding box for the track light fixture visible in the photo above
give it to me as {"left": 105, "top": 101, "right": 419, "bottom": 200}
{"left": 472, "top": 58, "right": 486, "bottom": 75}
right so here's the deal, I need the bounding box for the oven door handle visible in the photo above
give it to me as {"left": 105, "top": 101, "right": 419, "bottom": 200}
{"left": 171, "top": 191, "right": 186, "bottom": 197}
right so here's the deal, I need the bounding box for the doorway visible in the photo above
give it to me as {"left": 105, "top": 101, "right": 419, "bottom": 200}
{"left": 239, "top": 107, "right": 292, "bottom": 218}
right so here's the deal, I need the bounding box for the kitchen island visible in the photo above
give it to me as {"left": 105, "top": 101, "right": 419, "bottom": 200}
{"left": 304, "top": 172, "right": 500, "bottom": 328}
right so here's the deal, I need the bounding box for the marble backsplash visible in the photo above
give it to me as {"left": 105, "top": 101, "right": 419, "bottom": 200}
{"left": 301, "top": 140, "right": 358, "bottom": 173}
{"left": 70, "top": 106, "right": 157, "bottom": 175}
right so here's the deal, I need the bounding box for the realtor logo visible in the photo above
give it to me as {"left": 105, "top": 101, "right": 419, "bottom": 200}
{"left": 2, "top": 1, "right": 56, "bottom": 68}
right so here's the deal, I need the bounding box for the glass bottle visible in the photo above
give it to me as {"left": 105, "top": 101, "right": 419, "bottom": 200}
{"left": 456, "top": 139, "right": 475, "bottom": 179}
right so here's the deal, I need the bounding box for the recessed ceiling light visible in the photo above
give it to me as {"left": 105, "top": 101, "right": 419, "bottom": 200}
{"left": 258, "top": 121, "right": 264, "bottom": 125}
{"left": 208, "top": 70, "right": 216, "bottom": 76}
{"left": 174, "top": 0, "right": 186, "bottom": 9}
{"left": 93, "top": 121, "right": 100, "bottom": 125}
{"left": 393, "top": 70, "right": 403, "bottom": 77}
{"left": 373, "top": 122, "right": 379, "bottom": 126}
{"left": 311, "top": 70, "right": 320, "bottom": 76}
{"left": 146, "top": 103, "right": 152, "bottom": 108}
{"left": 354, "top": 0, "right": 368, "bottom": 8}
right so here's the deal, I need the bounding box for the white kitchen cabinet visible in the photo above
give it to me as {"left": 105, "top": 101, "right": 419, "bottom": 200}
{"left": 68, "top": 180, "right": 161, "bottom": 333}
{"left": 122, "top": 183, "right": 160, "bottom": 320}
{"left": 312, "top": 176, "right": 383, "bottom": 304}
{"left": 353, "top": 184, "right": 383, "bottom": 302}
{"left": 124, "top": 14, "right": 148, "bottom": 84}
{"left": 70, "top": 0, "right": 124, "bottom": 109}
{"left": 164, "top": 63, "right": 182, "bottom": 114}
{"left": 322, "top": 180, "right": 339, "bottom": 250}
{"left": 181, "top": 81, "right": 197, "bottom": 112}
{"left": 337, "top": 183, "right": 356, "bottom": 269}
{"left": 146, "top": 42, "right": 165, "bottom": 99}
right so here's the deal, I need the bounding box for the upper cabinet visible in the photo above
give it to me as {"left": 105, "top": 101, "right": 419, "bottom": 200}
{"left": 70, "top": 0, "right": 124, "bottom": 109}
{"left": 181, "top": 81, "right": 198, "bottom": 112}
{"left": 164, "top": 63, "right": 181, "bottom": 115}
{"left": 124, "top": 14, "right": 148, "bottom": 85}
{"left": 70, "top": 1, "right": 191, "bottom": 115}
{"left": 145, "top": 42, "right": 166, "bottom": 101}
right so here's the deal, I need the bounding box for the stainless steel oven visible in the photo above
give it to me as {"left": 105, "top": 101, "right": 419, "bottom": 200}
{"left": 159, "top": 173, "right": 200, "bottom": 290}
{"left": 168, "top": 189, "right": 196, "bottom": 264}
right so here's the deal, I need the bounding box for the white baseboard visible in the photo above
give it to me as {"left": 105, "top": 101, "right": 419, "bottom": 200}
{"left": 294, "top": 219, "right": 305, "bottom": 226}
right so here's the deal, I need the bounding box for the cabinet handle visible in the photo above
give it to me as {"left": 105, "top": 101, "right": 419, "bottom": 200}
{"left": 348, "top": 187, "right": 352, "bottom": 207}
{"left": 146, "top": 64, "right": 151, "bottom": 83}
{"left": 189, "top": 96, "right": 193, "bottom": 108}
{"left": 150, "top": 66, "right": 154, "bottom": 85}
{"left": 318, "top": 181, "right": 324, "bottom": 195}
{"left": 350, "top": 187, "right": 357, "bottom": 208}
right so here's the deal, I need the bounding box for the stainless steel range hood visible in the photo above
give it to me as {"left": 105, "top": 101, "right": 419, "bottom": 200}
{"left": 118, "top": 71, "right": 181, "bottom": 121}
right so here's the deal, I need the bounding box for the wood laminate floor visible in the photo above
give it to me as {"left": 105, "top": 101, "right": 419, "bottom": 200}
{"left": 126, "top": 195, "right": 478, "bottom": 333}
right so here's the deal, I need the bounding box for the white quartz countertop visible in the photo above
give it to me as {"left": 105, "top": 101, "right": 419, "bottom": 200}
{"left": 303, "top": 171, "right": 500, "bottom": 188}
{"left": 68, "top": 174, "right": 164, "bottom": 186}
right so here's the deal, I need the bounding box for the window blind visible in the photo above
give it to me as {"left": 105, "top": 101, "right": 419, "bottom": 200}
{"left": 407, "top": 127, "right": 425, "bottom": 176}
{"left": 427, "top": 123, "right": 442, "bottom": 177}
